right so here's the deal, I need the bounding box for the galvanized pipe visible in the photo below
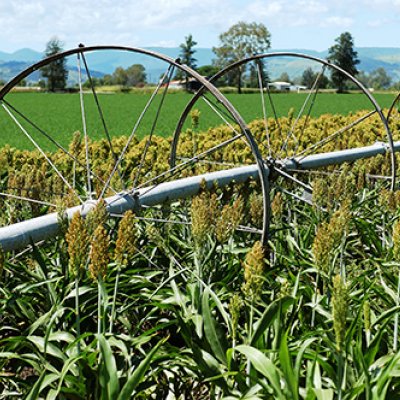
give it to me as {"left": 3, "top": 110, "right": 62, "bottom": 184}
{"left": 0, "top": 140, "right": 398, "bottom": 252}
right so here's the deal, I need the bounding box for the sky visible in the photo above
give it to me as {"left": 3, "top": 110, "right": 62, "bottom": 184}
{"left": 1, "top": 0, "right": 400, "bottom": 52}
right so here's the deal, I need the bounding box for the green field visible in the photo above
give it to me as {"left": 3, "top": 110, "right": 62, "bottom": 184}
{"left": 3, "top": 92, "right": 400, "bottom": 397}
{"left": 0, "top": 91, "right": 397, "bottom": 150}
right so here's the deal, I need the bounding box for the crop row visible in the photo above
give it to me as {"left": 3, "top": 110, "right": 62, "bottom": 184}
{"left": 1, "top": 112, "right": 400, "bottom": 397}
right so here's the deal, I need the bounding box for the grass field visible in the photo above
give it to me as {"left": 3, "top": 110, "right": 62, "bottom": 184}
{"left": 0, "top": 91, "right": 397, "bottom": 150}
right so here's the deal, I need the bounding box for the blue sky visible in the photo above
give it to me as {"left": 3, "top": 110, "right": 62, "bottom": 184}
{"left": 1, "top": 0, "right": 399, "bottom": 52}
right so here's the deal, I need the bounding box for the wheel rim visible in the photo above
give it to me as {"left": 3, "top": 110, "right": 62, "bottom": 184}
{"left": 0, "top": 45, "right": 270, "bottom": 251}
{"left": 171, "top": 52, "right": 396, "bottom": 242}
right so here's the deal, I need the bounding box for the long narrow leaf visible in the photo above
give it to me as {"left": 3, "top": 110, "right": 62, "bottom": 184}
{"left": 202, "top": 287, "right": 228, "bottom": 365}
{"left": 98, "top": 334, "right": 120, "bottom": 400}
{"left": 251, "top": 296, "right": 294, "bottom": 346}
{"left": 279, "top": 332, "right": 298, "bottom": 400}
{"left": 117, "top": 337, "right": 165, "bottom": 399}
{"left": 236, "top": 345, "right": 284, "bottom": 398}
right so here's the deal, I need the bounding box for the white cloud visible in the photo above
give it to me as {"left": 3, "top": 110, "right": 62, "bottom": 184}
{"left": 324, "top": 16, "right": 354, "bottom": 28}
{"left": 0, "top": 0, "right": 398, "bottom": 51}
{"left": 246, "top": 1, "right": 283, "bottom": 18}
{"left": 367, "top": 18, "right": 387, "bottom": 27}
{"left": 365, "top": 0, "right": 400, "bottom": 6}
{"left": 240, "top": 0, "right": 353, "bottom": 29}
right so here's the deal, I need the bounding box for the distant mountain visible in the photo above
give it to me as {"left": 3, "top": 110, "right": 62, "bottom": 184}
{"left": 0, "top": 49, "right": 37, "bottom": 63}
{"left": 1, "top": 46, "right": 400, "bottom": 84}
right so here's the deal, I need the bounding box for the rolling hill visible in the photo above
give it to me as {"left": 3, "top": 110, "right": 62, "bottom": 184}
{"left": 1, "top": 46, "right": 400, "bottom": 84}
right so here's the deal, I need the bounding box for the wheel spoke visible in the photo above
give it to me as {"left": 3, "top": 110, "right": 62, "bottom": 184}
{"left": 132, "top": 64, "right": 175, "bottom": 188}
{"left": 175, "top": 157, "right": 242, "bottom": 168}
{"left": 264, "top": 71, "right": 282, "bottom": 142}
{"left": 201, "top": 94, "right": 241, "bottom": 135}
{"left": 105, "top": 132, "right": 245, "bottom": 210}
{"left": 98, "top": 64, "right": 173, "bottom": 199}
{"left": 280, "top": 65, "right": 326, "bottom": 158}
{"left": 0, "top": 192, "right": 56, "bottom": 207}
{"left": 291, "top": 167, "right": 392, "bottom": 182}
{"left": 201, "top": 94, "right": 251, "bottom": 150}
{"left": 1, "top": 99, "right": 119, "bottom": 196}
{"left": 134, "top": 133, "right": 245, "bottom": 197}
{"left": 387, "top": 93, "right": 400, "bottom": 121}
{"left": 286, "top": 168, "right": 342, "bottom": 177}
{"left": 294, "top": 110, "right": 377, "bottom": 161}
{"left": 9, "top": 240, "right": 46, "bottom": 262}
{"left": 256, "top": 59, "right": 272, "bottom": 158}
{"left": 110, "top": 213, "right": 190, "bottom": 226}
{"left": 2, "top": 102, "right": 83, "bottom": 204}
{"left": 77, "top": 52, "right": 93, "bottom": 199}
{"left": 277, "top": 186, "right": 316, "bottom": 208}
{"left": 236, "top": 225, "right": 263, "bottom": 235}
{"left": 80, "top": 51, "right": 126, "bottom": 191}
{"left": 273, "top": 165, "right": 313, "bottom": 192}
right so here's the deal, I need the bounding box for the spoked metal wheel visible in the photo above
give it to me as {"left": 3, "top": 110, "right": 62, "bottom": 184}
{"left": 0, "top": 45, "right": 270, "bottom": 252}
{"left": 387, "top": 92, "right": 400, "bottom": 150}
{"left": 171, "top": 52, "right": 396, "bottom": 240}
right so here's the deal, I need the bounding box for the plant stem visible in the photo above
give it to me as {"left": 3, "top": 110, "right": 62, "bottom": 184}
{"left": 98, "top": 276, "right": 103, "bottom": 342}
{"left": 109, "top": 265, "right": 121, "bottom": 334}
{"left": 246, "top": 300, "right": 254, "bottom": 386}
{"left": 311, "top": 273, "right": 319, "bottom": 328}
{"left": 337, "top": 351, "right": 344, "bottom": 400}
{"left": 394, "top": 270, "right": 400, "bottom": 351}
{"left": 75, "top": 275, "right": 81, "bottom": 354}
{"left": 339, "top": 234, "right": 346, "bottom": 282}
{"left": 194, "top": 246, "right": 203, "bottom": 303}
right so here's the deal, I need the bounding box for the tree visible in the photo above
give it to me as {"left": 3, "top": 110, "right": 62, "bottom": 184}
{"left": 328, "top": 32, "right": 359, "bottom": 93}
{"left": 301, "top": 67, "right": 330, "bottom": 89}
{"left": 196, "top": 64, "right": 227, "bottom": 87}
{"left": 109, "top": 64, "right": 146, "bottom": 88}
{"left": 41, "top": 37, "right": 68, "bottom": 92}
{"left": 101, "top": 74, "right": 113, "bottom": 86}
{"left": 112, "top": 67, "right": 128, "bottom": 86}
{"left": 179, "top": 34, "right": 197, "bottom": 70}
{"left": 369, "top": 67, "right": 392, "bottom": 90}
{"left": 213, "top": 21, "right": 271, "bottom": 93}
{"left": 197, "top": 65, "right": 220, "bottom": 78}
{"left": 301, "top": 67, "right": 316, "bottom": 88}
{"left": 355, "top": 70, "right": 370, "bottom": 88}
{"left": 176, "top": 34, "right": 197, "bottom": 90}
{"left": 125, "top": 64, "right": 147, "bottom": 87}
{"left": 277, "top": 72, "right": 291, "bottom": 83}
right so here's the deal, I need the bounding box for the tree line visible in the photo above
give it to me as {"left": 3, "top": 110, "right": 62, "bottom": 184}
{"left": 39, "top": 26, "right": 397, "bottom": 93}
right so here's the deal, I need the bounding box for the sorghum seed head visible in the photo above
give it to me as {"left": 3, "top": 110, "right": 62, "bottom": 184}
{"left": 86, "top": 199, "right": 108, "bottom": 236}
{"left": 312, "top": 221, "right": 332, "bottom": 274}
{"left": 56, "top": 199, "right": 69, "bottom": 236}
{"left": 216, "top": 196, "right": 244, "bottom": 243}
{"left": 379, "top": 188, "right": 397, "bottom": 214}
{"left": 312, "top": 178, "right": 327, "bottom": 209}
{"left": 89, "top": 225, "right": 110, "bottom": 281}
{"left": 115, "top": 210, "right": 138, "bottom": 265}
{"left": 332, "top": 274, "right": 348, "bottom": 352}
{"left": 190, "top": 109, "right": 201, "bottom": 130}
{"left": 69, "top": 131, "right": 82, "bottom": 156}
{"left": 242, "top": 241, "right": 265, "bottom": 300}
{"left": 191, "top": 190, "right": 218, "bottom": 246}
{"left": 249, "top": 193, "right": 263, "bottom": 228}
{"left": 66, "top": 212, "right": 90, "bottom": 277}
{"left": 271, "top": 192, "right": 284, "bottom": 220}
{"left": 393, "top": 219, "right": 400, "bottom": 261}
{"left": 329, "top": 201, "right": 351, "bottom": 244}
